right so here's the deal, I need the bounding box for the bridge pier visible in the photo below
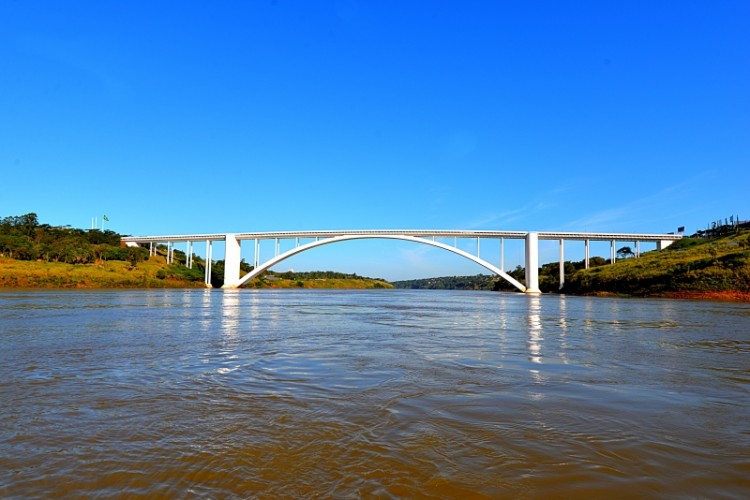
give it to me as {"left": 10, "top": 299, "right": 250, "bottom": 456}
{"left": 585, "top": 239, "right": 590, "bottom": 269}
{"left": 559, "top": 239, "right": 565, "bottom": 290}
{"left": 222, "top": 233, "right": 241, "bottom": 288}
{"left": 524, "top": 232, "right": 541, "bottom": 294}
{"left": 204, "top": 240, "right": 213, "bottom": 287}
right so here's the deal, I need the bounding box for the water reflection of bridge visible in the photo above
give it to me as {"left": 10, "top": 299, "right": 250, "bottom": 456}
{"left": 122, "top": 230, "right": 682, "bottom": 293}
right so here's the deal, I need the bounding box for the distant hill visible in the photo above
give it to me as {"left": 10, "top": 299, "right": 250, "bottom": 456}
{"left": 392, "top": 274, "right": 497, "bottom": 290}
{"left": 243, "top": 270, "right": 392, "bottom": 289}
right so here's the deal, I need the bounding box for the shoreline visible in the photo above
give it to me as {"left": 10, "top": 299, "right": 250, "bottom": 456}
{"left": 659, "top": 290, "right": 750, "bottom": 302}
{"left": 577, "top": 290, "right": 750, "bottom": 302}
{"left": 2, "top": 283, "right": 749, "bottom": 302}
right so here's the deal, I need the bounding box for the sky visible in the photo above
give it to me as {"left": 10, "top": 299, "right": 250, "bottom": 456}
{"left": 2, "top": 1, "right": 749, "bottom": 281}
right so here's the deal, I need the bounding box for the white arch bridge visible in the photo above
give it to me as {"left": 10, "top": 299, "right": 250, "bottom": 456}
{"left": 122, "top": 230, "right": 682, "bottom": 294}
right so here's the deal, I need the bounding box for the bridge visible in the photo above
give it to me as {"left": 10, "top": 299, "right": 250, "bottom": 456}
{"left": 122, "top": 230, "right": 682, "bottom": 293}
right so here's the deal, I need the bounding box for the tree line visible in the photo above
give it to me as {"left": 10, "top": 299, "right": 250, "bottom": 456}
{"left": 271, "top": 270, "right": 382, "bottom": 281}
{"left": 393, "top": 256, "right": 611, "bottom": 293}
{"left": 0, "top": 213, "right": 148, "bottom": 265}
{"left": 0, "top": 213, "right": 387, "bottom": 288}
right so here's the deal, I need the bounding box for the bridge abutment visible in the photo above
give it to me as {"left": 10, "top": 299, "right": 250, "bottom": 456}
{"left": 657, "top": 239, "right": 675, "bottom": 250}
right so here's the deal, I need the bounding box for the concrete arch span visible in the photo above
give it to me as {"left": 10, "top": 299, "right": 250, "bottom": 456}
{"left": 234, "top": 234, "right": 527, "bottom": 292}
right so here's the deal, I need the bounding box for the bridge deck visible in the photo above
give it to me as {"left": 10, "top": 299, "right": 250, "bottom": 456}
{"left": 121, "top": 229, "right": 682, "bottom": 243}
{"left": 120, "top": 229, "right": 682, "bottom": 293}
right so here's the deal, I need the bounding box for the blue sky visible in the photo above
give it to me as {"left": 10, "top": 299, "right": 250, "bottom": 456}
{"left": 2, "top": 1, "right": 748, "bottom": 280}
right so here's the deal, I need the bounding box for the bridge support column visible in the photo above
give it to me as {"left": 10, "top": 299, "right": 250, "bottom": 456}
{"left": 500, "top": 237, "right": 504, "bottom": 271}
{"left": 204, "top": 240, "right": 213, "bottom": 287}
{"left": 559, "top": 239, "right": 565, "bottom": 290}
{"left": 585, "top": 239, "right": 590, "bottom": 269}
{"left": 222, "top": 233, "right": 241, "bottom": 288}
{"left": 525, "top": 232, "right": 541, "bottom": 294}
{"left": 253, "top": 238, "right": 260, "bottom": 268}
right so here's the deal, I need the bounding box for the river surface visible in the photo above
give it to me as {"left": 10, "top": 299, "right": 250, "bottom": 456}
{"left": 1, "top": 289, "right": 748, "bottom": 498}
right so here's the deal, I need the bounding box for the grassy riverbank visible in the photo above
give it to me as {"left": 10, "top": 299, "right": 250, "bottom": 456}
{"left": 0, "top": 257, "right": 393, "bottom": 290}
{"left": 563, "top": 230, "right": 750, "bottom": 300}
{"left": 0, "top": 255, "right": 206, "bottom": 288}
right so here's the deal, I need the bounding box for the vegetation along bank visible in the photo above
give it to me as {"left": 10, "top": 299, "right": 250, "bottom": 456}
{"left": 3, "top": 212, "right": 748, "bottom": 299}
{"left": 0, "top": 213, "right": 390, "bottom": 289}
{"left": 394, "top": 223, "right": 750, "bottom": 301}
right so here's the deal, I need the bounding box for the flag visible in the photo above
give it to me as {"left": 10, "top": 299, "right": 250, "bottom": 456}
{"left": 103, "top": 215, "right": 109, "bottom": 221}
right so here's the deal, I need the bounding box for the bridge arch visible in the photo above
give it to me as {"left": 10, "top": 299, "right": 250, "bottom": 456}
{"left": 234, "top": 234, "right": 527, "bottom": 292}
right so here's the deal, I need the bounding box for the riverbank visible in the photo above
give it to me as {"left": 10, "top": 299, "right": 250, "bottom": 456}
{"left": 562, "top": 230, "right": 750, "bottom": 299}
{"left": 582, "top": 290, "right": 750, "bottom": 302}
{"left": 0, "top": 256, "right": 205, "bottom": 288}
{"left": 659, "top": 290, "right": 750, "bottom": 302}
{"left": 0, "top": 257, "right": 392, "bottom": 290}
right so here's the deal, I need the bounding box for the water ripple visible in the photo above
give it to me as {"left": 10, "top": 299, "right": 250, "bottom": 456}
{"left": 1, "top": 289, "right": 748, "bottom": 497}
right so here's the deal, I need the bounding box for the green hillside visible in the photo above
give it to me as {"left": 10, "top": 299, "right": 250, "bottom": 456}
{"left": 0, "top": 254, "right": 207, "bottom": 288}
{"left": 563, "top": 230, "right": 750, "bottom": 298}
{"left": 0, "top": 213, "right": 391, "bottom": 289}
{"left": 395, "top": 230, "right": 750, "bottom": 300}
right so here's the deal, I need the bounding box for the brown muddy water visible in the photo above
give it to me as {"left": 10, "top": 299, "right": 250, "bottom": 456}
{"left": 1, "top": 289, "right": 748, "bottom": 498}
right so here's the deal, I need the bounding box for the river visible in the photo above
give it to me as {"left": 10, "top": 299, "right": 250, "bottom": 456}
{"left": 1, "top": 289, "right": 748, "bottom": 498}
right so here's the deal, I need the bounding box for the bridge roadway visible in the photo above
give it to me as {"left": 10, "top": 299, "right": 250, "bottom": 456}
{"left": 122, "top": 230, "right": 682, "bottom": 293}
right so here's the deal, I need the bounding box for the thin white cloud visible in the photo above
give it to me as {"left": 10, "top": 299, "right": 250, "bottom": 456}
{"left": 466, "top": 208, "right": 526, "bottom": 229}
{"left": 465, "top": 199, "right": 557, "bottom": 229}
{"left": 560, "top": 173, "right": 713, "bottom": 232}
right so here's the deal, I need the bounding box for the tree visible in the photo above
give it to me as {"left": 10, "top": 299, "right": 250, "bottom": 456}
{"left": 240, "top": 259, "right": 254, "bottom": 273}
{"left": 210, "top": 260, "right": 225, "bottom": 288}
{"left": 19, "top": 213, "right": 39, "bottom": 237}
{"left": 617, "top": 246, "right": 635, "bottom": 259}
{"left": 127, "top": 247, "right": 149, "bottom": 266}
{"left": 0, "top": 235, "right": 34, "bottom": 259}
